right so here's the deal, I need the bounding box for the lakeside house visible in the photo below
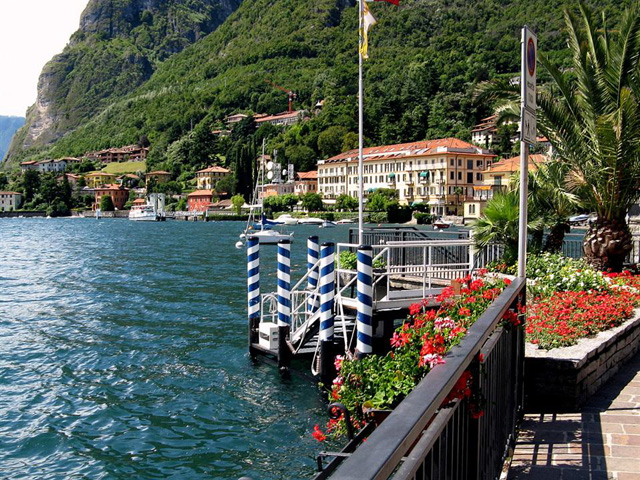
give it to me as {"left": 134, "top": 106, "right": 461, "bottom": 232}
{"left": 187, "top": 189, "right": 214, "bottom": 213}
{"left": 196, "top": 165, "right": 230, "bottom": 190}
{"left": 20, "top": 157, "right": 81, "bottom": 174}
{"left": 317, "top": 138, "right": 496, "bottom": 217}
{"left": 0, "top": 191, "right": 22, "bottom": 211}
{"left": 85, "top": 172, "right": 117, "bottom": 189}
{"left": 293, "top": 171, "right": 318, "bottom": 196}
{"left": 56, "top": 173, "right": 81, "bottom": 190}
{"left": 462, "top": 153, "right": 547, "bottom": 223}
{"left": 145, "top": 171, "right": 171, "bottom": 185}
{"left": 254, "top": 110, "right": 308, "bottom": 127}
{"left": 94, "top": 184, "right": 129, "bottom": 210}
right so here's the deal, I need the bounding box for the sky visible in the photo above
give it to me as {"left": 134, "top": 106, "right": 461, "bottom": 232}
{"left": 0, "top": 0, "right": 89, "bottom": 118}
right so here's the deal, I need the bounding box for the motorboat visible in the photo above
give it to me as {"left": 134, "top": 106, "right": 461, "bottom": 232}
{"left": 274, "top": 214, "right": 299, "bottom": 225}
{"left": 336, "top": 218, "right": 355, "bottom": 224}
{"left": 297, "top": 217, "right": 324, "bottom": 225}
{"left": 319, "top": 220, "right": 336, "bottom": 228}
{"left": 433, "top": 218, "right": 452, "bottom": 229}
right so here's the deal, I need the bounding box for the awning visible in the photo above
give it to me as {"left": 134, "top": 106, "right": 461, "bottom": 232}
{"left": 389, "top": 172, "right": 396, "bottom": 179}
{"left": 473, "top": 185, "right": 492, "bottom": 191}
{"left": 428, "top": 199, "right": 443, "bottom": 205}
{"left": 419, "top": 172, "right": 428, "bottom": 177}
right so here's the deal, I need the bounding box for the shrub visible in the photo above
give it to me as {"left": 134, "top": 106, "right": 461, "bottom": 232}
{"left": 415, "top": 212, "right": 433, "bottom": 225}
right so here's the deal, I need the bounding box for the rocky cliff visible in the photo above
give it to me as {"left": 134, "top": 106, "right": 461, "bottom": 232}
{"left": 6, "top": 0, "right": 241, "bottom": 162}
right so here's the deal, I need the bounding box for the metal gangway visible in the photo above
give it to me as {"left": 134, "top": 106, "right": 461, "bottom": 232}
{"left": 246, "top": 235, "right": 501, "bottom": 377}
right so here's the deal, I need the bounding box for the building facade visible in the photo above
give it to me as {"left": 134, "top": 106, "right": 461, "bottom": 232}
{"left": 145, "top": 171, "right": 172, "bottom": 185}
{"left": 317, "top": 138, "right": 496, "bottom": 216}
{"left": 86, "top": 145, "right": 149, "bottom": 164}
{"left": 0, "top": 191, "right": 22, "bottom": 211}
{"left": 294, "top": 171, "right": 318, "bottom": 196}
{"left": 187, "top": 190, "right": 214, "bottom": 212}
{"left": 196, "top": 166, "right": 230, "bottom": 190}
{"left": 94, "top": 184, "right": 129, "bottom": 210}
{"left": 85, "top": 172, "right": 117, "bottom": 188}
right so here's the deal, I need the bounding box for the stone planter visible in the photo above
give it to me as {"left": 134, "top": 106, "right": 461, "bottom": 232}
{"left": 524, "top": 307, "right": 640, "bottom": 412}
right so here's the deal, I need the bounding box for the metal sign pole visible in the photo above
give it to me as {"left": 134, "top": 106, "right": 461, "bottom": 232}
{"left": 518, "top": 25, "right": 537, "bottom": 279}
{"left": 357, "top": 0, "right": 364, "bottom": 245}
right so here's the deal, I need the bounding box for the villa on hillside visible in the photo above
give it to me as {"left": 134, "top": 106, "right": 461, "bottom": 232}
{"left": 85, "top": 172, "right": 117, "bottom": 188}
{"left": 196, "top": 165, "right": 230, "bottom": 190}
{"left": 254, "top": 110, "right": 308, "bottom": 127}
{"left": 56, "top": 173, "right": 81, "bottom": 190}
{"left": 317, "top": 138, "right": 496, "bottom": 217}
{"left": 0, "top": 191, "right": 22, "bottom": 211}
{"left": 293, "top": 171, "right": 318, "bottom": 196}
{"left": 85, "top": 145, "right": 149, "bottom": 164}
{"left": 20, "top": 157, "right": 81, "bottom": 174}
{"left": 94, "top": 184, "right": 129, "bottom": 210}
{"left": 145, "top": 171, "right": 171, "bottom": 185}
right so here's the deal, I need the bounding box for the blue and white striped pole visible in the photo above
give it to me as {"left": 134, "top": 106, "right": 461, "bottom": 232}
{"left": 277, "top": 239, "right": 292, "bottom": 372}
{"left": 247, "top": 237, "right": 260, "bottom": 354}
{"left": 319, "top": 242, "right": 337, "bottom": 386}
{"left": 319, "top": 242, "right": 335, "bottom": 341}
{"left": 307, "top": 236, "right": 320, "bottom": 313}
{"left": 356, "top": 245, "right": 373, "bottom": 357}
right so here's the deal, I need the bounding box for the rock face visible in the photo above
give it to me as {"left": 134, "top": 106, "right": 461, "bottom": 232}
{"left": 7, "top": 0, "right": 241, "bottom": 160}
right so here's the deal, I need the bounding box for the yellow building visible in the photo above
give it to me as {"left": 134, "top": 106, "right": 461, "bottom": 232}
{"left": 317, "top": 138, "right": 496, "bottom": 216}
{"left": 196, "top": 166, "right": 230, "bottom": 190}
{"left": 84, "top": 172, "right": 117, "bottom": 188}
{"left": 145, "top": 171, "right": 172, "bottom": 185}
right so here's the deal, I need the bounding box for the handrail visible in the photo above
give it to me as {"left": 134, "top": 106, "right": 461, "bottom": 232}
{"left": 329, "top": 277, "right": 526, "bottom": 480}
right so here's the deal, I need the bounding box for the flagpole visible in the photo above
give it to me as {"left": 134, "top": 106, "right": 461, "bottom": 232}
{"left": 358, "top": 0, "right": 364, "bottom": 245}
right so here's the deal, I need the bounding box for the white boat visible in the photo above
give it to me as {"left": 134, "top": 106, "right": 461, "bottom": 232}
{"left": 247, "top": 228, "right": 294, "bottom": 244}
{"left": 433, "top": 219, "right": 452, "bottom": 229}
{"left": 129, "top": 204, "right": 159, "bottom": 221}
{"left": 274, "top": 214, "right": 299, "bottom": 225}
{"left": 319, "top": 220, "right": 336, "bottom": 228}
{"left": 336, "top": 218, "right": 355, "bottom": 224}
{"left": 298, "top": 217, "right": 324, "bottom": 225}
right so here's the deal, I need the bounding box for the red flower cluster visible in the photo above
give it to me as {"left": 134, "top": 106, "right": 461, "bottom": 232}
{"left": 526, "top": 289, "right": 639, "bottom": 349}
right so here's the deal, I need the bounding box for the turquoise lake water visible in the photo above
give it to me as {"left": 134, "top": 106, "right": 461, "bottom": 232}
{"left": 0, "top": 218, "right": 352, "bottom": 480}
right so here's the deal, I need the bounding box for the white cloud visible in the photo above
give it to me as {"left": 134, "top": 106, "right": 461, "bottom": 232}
{"left": 0, "top": 0, "right": 88, "bottom": 117}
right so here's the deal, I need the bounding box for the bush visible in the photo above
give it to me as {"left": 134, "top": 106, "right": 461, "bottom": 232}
{"left": 99, "top": 195, "right": 115, "bottom": 212}
{"left": 386, "top": 202, "right": 412, "bottom": 223}
{"left": 526, "top": 253, "right": 609, "bottom": 298}
{"left": 415, "top": 212, "right": 434, "bottom": 225}
{"left": 338, "top": 250, "right": 386, "bottom": 270}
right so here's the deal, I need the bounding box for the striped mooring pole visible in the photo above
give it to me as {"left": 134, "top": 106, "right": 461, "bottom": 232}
{"left": 307, "top": 236, "right": 320, "bottom": 313}
{"left": 277, "top": 239, "right": 292, "bottom": 372}
{"left": 319, "top": 242, "right": 337, "bottom": 386}
{"left": 247, "top": 237, "right": 260, "bottom": 356}
{"left": 356, "top": 245, "right": 373, "bottom": 358}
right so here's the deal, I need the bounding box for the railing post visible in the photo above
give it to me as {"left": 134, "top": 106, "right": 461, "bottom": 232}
{"left": 247, "top": 237, "right": 260, "bottom": 357}
{"left": 356, "top": 245, "right": 373, "bottom": 358}
{"left": 469, "top": 229, "right": 476, "bottom": 274}
{"left": 307, "top": 236, "right": 320, "bottom": 313}
{"left": 277, "top": 239, "right": 292, "bottom": 373}
{"left": 319, "top": 242, "right": 337, "bottom": 386}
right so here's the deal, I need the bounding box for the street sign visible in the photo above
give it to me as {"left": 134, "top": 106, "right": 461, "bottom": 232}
{"left": 522, "top": 26, "right": 537, "bottom": 111}
{"left": 521, "top": 107, "right": 537, "bottom": 144}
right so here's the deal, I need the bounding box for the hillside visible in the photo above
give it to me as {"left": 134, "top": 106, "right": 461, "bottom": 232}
{"left": 0, "top": 116, "right": 25, "bottom": 162}
{"left": 6, "top": 0, "right": 241, "bottom": 161}
{"left": 5, "top": 0, "right": 625, "bottom": 171}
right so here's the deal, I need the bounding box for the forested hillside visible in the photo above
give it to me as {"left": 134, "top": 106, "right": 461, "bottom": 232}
{"left": 0, "top": 117, "right": 24, "bottom": 162}
{"left": 5, "top": 0, "right": 624, "bottom": 176}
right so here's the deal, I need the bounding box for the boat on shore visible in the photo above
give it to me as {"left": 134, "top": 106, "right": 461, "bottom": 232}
{"left": 129, "top": 204, "right": 160, "bottom": 221}
{"left": 298, "top": 217, "right": 324, "bottom": 225}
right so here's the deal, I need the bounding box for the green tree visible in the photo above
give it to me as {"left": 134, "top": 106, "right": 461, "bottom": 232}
{"left": 471, "top": 191, "right": 521, "bottom": 265}
{"left": 477, "top": 2, "right": 640, "bottom": 271}
{"left": 317, "top": 126, "right": 349, "bottom": 158}
{"left": 336, "top": 193, "right": 358, "bottom": 211}
{"left": 301, "top": 192, "right": 323, "bottom": 212}
{"left": 231, "top": 194, "right": 245, "bottom": 214}
{"left": 21, "top": 170, "right": 40, "bottom": 203}
{"left": 100, "top": 195, "right": 115, "bottom": 212}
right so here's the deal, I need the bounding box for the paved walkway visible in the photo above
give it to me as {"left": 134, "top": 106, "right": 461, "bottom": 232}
{"left": 509, "top": 351, "right": 640, "bottom": 480}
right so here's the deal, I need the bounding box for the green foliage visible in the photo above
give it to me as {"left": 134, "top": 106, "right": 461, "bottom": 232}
{"left": 526, "top": 253, "right": 609, "bottom": 298}
{"left": 338, "top": 250, "right": 386, "bottom": 270}
{"left": 415, "top": 212, "right": 433, "bottom": 225}
{"left": 100, "top": 195, "right": 115, "bottom": 211}
{"left": 301, "top": 192, "right": 323, "bottom": 212}
{"left": 335, "top": 194, "right": 358, "bottom": 212}
{"left": 231, "top": 194, "right": 245, "bottom": 214}
{"left": 317, "top": 126, "right": 349, "bottom": 158}
{"left": 471, "top": 191, "right": 521, "bottom": 265}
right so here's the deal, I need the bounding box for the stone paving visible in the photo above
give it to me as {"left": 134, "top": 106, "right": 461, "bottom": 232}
{"left": 508, "top": 351, "right": 640, "bottom": 480}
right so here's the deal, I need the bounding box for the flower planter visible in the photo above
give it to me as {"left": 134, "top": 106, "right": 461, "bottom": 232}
{"left": 524, "top": 307, "right": 640, "bottom": 412}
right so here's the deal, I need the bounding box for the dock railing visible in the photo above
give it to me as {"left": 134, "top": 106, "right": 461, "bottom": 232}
{"left": 320, "top": 277, "right": 526, "bottom": 480}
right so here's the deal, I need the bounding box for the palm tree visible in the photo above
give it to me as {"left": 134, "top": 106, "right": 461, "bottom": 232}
{"left": 471, "top": 191, "right": 522, "bottom": 265}
{"left": 477, "top": 2, "right": 640, "bottom": 271}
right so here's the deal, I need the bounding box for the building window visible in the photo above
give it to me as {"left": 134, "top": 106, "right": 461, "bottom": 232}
{"left": 467, "top": 160, "right": 473, "bottom": 170}
{"left": 450, "top": 159, "right": 454, "bottom": 166}
{"left": 458, "top": 171, "right": 462, "bottom": 181}
{"left": 450, "top": 171, "right": 455, "bottom": 180}
{"left": 494, "top": 176, "right": 502, "bottom": 186}
{"left": 467, "top": 172, "right": 473, "bottom": 183}
{"left": 476, "top": 173, "right": 482, "bottom": 181}
{"left": 458, "top": 159, "right": 462, "bottom": 167}
{"left": 469, "top": 204, "right": 476, "bottom": 214}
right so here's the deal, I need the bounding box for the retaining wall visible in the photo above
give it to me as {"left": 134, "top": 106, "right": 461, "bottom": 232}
{"left": 524, "top": 308, "right": 640, "bottom": 412}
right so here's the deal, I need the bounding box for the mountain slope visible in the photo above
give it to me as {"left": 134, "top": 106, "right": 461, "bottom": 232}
{"left": 5, "top": 0, "right": 625, "bottom": 169}
{"left": 7, "top": 0, "right": 241, "bottom": 159}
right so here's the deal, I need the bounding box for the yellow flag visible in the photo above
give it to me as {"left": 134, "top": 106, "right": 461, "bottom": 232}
{"left": 359, "top": 2, "right": 377, "bottom": 60}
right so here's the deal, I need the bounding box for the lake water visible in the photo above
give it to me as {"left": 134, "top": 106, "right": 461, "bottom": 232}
{"left": 0, "top": 218, "right": 356, "bottom": 480}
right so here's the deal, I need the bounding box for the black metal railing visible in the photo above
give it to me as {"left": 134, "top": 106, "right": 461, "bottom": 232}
{"left": 319, "top": 277, "right": 526, "bottom": 480}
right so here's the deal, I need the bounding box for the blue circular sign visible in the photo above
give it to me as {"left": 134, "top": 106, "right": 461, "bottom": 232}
{"left": 527, "top": 37, "right": 536, "bottom": 76}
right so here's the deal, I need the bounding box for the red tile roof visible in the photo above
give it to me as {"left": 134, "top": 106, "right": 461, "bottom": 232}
{"left": 323, "top": 138, "right": 495, "bottom": 164}
{"left": 197, "top": 166, "right": 230, "bottom": 174}
{"left": 297, "top": 170, "right": 318, "bottom": 180}
{"left": 0, "top": 191, "right": 21, "bottom": 195}
{"left": 187, "top": 189, "right": 214, "bottom": 197}
{"left": 484, "top": 154, "right": 547, "bottom": 174}
{"left": 146, "top": 171, "right": 171, "bottom": 175}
